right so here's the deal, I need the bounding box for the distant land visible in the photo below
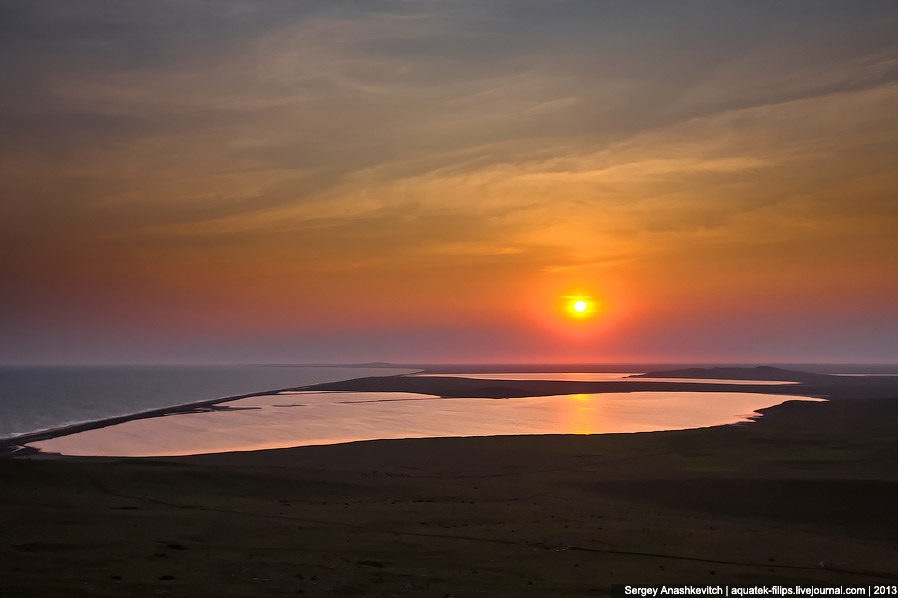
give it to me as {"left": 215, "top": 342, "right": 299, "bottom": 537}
{"left": 302, "top": 365, "right": 898, "bottom": 400}
{"left": 628, "top": 365, "right": 835, "bottom": 383}
{"left": 328, "top": 363, "right": 898, "bottom": 375}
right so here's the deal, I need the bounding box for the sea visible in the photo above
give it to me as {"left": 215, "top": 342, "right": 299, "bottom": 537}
{"left": 0, "top": 365, "right": 416, "bottom": 440}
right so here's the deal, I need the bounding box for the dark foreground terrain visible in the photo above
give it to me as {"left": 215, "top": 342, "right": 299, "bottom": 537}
{"left": 2, "top": 372, "right": 898, "bottom": 597}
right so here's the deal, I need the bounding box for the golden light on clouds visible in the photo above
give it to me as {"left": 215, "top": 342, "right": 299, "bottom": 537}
{"left": 1, "top": 2, "right": 897, "bottom": 363}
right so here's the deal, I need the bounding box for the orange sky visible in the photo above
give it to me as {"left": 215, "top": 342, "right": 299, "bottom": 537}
{"left": 2, "top": 2, "right": 897, "bottom": 364}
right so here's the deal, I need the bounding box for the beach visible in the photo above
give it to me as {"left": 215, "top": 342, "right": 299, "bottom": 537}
{"left": 2, "top": 371, "right": 898, "bottom": 596}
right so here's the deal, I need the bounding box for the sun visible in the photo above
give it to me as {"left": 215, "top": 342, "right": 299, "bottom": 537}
{"left": 564, "top": 295, "right": 599, "bottom": 319}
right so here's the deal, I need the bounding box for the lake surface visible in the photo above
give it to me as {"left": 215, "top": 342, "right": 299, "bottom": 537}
{"left": 29, "top": 387, "right": 821, "bottom": 457}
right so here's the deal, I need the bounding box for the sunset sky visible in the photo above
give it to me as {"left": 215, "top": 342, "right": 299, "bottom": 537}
{"left": 2, "top": 1, "right": 897, "bottom": 365}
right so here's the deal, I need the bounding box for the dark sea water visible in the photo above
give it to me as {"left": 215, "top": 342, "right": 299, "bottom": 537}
{"left": 0, "top": 365, "right": 415, "bottom": 439}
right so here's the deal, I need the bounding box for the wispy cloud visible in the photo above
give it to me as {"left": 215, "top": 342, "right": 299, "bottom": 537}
{"left": 2, "top": 0, "right": 898, "bottom": 361}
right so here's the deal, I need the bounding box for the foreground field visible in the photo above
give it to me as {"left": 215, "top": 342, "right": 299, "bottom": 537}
{"left": 3, "top": 395, "right": 898, "bottom": 597}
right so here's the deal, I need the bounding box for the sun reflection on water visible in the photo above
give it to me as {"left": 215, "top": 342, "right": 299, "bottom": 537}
{"left": 565, "top": 393, "right": 601, "bottom": 435}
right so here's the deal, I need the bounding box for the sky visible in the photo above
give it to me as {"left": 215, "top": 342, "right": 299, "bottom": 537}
{"left": 2, "top": 0, "right": 897, "bottom": 365}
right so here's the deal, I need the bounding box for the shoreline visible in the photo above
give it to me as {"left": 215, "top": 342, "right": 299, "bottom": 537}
{"left": 0, "top": 368, "right": 421, "bottom": 457}
{"left": 1, "top": 373, "right": 831, "bottom": 458}
{"left": 0, "top": 385, "right": 307, "bottom": 457}
{"left": 3, "top": 372, "right": 898, "bottom": 593}
{"left": 4, "top": 368, "right": 896, "bottom": 459}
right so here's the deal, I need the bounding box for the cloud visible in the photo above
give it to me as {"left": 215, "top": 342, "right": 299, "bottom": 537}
{"left": 75, "top": 76, "right": 898, "bottom": 283}
{"left": 2, "top": 1, "right": 898, "bottom": 361}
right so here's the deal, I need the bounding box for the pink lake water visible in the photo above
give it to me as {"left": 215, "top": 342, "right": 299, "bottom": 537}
{"left": 29, "top": 388, "right": 820, "bottom": 457}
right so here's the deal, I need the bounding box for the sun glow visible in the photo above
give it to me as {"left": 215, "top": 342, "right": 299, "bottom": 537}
{"left": 526, "top": 278, "right": 619, "bottom": 343}
{"left": 566, "top": 295, "right": 598, "bottom": 318}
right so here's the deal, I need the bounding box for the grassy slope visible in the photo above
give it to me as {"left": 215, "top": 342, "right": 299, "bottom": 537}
{"left": 2, "top": 397, "right": 898, "bottom": 597}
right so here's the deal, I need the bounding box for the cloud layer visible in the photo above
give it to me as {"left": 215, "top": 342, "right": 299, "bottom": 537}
{"left": 2, "top": 1, "right": 897, "bottom": 363}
